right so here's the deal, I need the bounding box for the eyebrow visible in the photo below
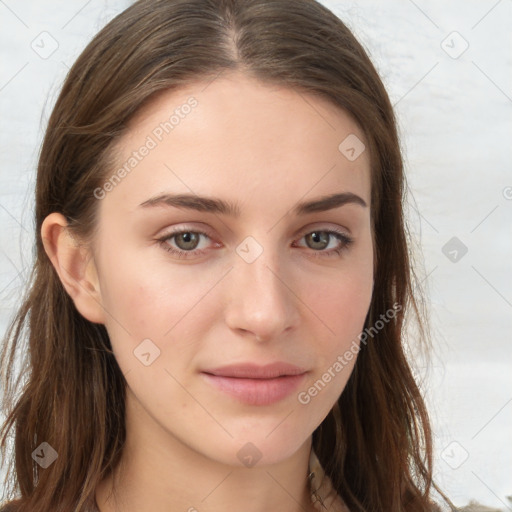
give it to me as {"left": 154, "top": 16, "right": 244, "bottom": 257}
{"left": 138, "top": 191, "right": 367, "bottom": 216}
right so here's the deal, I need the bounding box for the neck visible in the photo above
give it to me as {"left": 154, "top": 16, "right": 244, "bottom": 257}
{"left": 95, "top": 389, "right": 317, "bottom": 512}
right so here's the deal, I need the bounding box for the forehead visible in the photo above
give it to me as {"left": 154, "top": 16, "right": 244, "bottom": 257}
{"left": 102, "top": 71, "right": 371, "bottom": 217}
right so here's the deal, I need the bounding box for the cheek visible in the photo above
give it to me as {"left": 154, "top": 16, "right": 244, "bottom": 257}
{"left": 303, "top": 252, "right": 373, "bottom": 348}
{"left": 296, "top": 261, "right": 372, "bottom": 416}
{"left": 96, "top": 249, "right": 217, "bottom": 366}
{"left": 298, "top": 253, "right": 373, "bottom": 420}
{"left": 308, "top": 276, "right": 372, "bottom": 371}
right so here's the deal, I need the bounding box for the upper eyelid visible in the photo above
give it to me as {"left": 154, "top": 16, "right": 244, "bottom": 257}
{"left": 160, "top": 221, "right": 352, "bottom": 238}
{"left": 160, "top": 226, "right": 351, "bottom": 247}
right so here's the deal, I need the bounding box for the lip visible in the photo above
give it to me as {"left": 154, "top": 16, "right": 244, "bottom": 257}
{"left": 203, "top": 362, "right": 307, "bottom": 379}
{"left": 201, "top": 362, "right": 308, "bottom": 406}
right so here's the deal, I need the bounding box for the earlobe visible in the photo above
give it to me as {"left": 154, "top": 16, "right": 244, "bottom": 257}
{"left": 40, "top": 212, "right": 105, "bottom": 324}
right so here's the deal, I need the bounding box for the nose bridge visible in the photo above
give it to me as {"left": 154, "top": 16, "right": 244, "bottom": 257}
{"left": 225, "top": 234, "right": 298, "bottom": 341}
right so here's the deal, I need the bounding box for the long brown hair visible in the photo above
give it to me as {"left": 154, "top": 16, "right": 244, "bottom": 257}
{"left": 1, "top": 0, "right": 441, "bottom": 510}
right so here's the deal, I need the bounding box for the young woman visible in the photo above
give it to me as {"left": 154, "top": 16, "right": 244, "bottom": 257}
{"left": 0, "top": 0, "right": 445, "bottom": 510}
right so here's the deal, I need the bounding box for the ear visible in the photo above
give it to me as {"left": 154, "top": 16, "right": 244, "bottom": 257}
{"left": 41, "top": 212, "right": 105, "bottom": 324}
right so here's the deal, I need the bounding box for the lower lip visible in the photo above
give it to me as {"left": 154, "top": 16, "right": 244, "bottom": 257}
{"left": 201, "top": 372, "right": 307, "bottom": 406}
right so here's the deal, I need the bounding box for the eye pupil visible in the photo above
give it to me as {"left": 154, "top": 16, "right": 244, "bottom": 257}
{"left": 164, "top": 229, "right": 348, "bottom": 259}
{"left": 176, "top": 232, "right": 199, "bottom": 250}
{"left": 306, "top": 231, "right": 329, "bottom": 250}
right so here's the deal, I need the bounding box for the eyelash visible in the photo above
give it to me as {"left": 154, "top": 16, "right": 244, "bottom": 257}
{"left": 157, "top": 227, "right": 354, "bottom": 260}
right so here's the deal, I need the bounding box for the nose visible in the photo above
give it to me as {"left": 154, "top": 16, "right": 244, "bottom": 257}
{"left": 224, "top": 242, "right": 300, "bottom": 343}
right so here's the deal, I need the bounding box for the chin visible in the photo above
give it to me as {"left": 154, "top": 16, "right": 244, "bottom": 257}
{"left": 206, "top": 418, "right": 312, "bottom": 468}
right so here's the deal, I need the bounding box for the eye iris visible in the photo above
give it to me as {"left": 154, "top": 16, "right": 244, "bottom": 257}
{"left": 170, "top": 231, "right": 338, "bottom": 253}
{"left": 175, "top": 232, "right": 200, "bottom": 250}
{"left": 306, "top": 231, "right": 329, "bottom": 250}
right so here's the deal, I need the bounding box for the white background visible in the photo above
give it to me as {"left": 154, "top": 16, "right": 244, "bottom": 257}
{"left": 1, "top": 0, "right": 511, "bottom": 509}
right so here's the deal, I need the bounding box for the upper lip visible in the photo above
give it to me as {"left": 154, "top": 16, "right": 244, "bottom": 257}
{"left": 202, "top": 362, "right": 307, "bottom": 379}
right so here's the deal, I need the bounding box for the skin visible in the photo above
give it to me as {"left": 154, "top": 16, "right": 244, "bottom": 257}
{"left": 42, "top": 71, "right": 374, "bottom": 512}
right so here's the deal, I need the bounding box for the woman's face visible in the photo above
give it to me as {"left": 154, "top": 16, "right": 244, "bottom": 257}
{"left": 90, "top": 71, "right": 374, "bottom": 467}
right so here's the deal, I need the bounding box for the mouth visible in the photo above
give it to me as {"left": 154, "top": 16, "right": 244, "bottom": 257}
{"left": 200, "top": 362, "right": 308, "bottom": 406}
